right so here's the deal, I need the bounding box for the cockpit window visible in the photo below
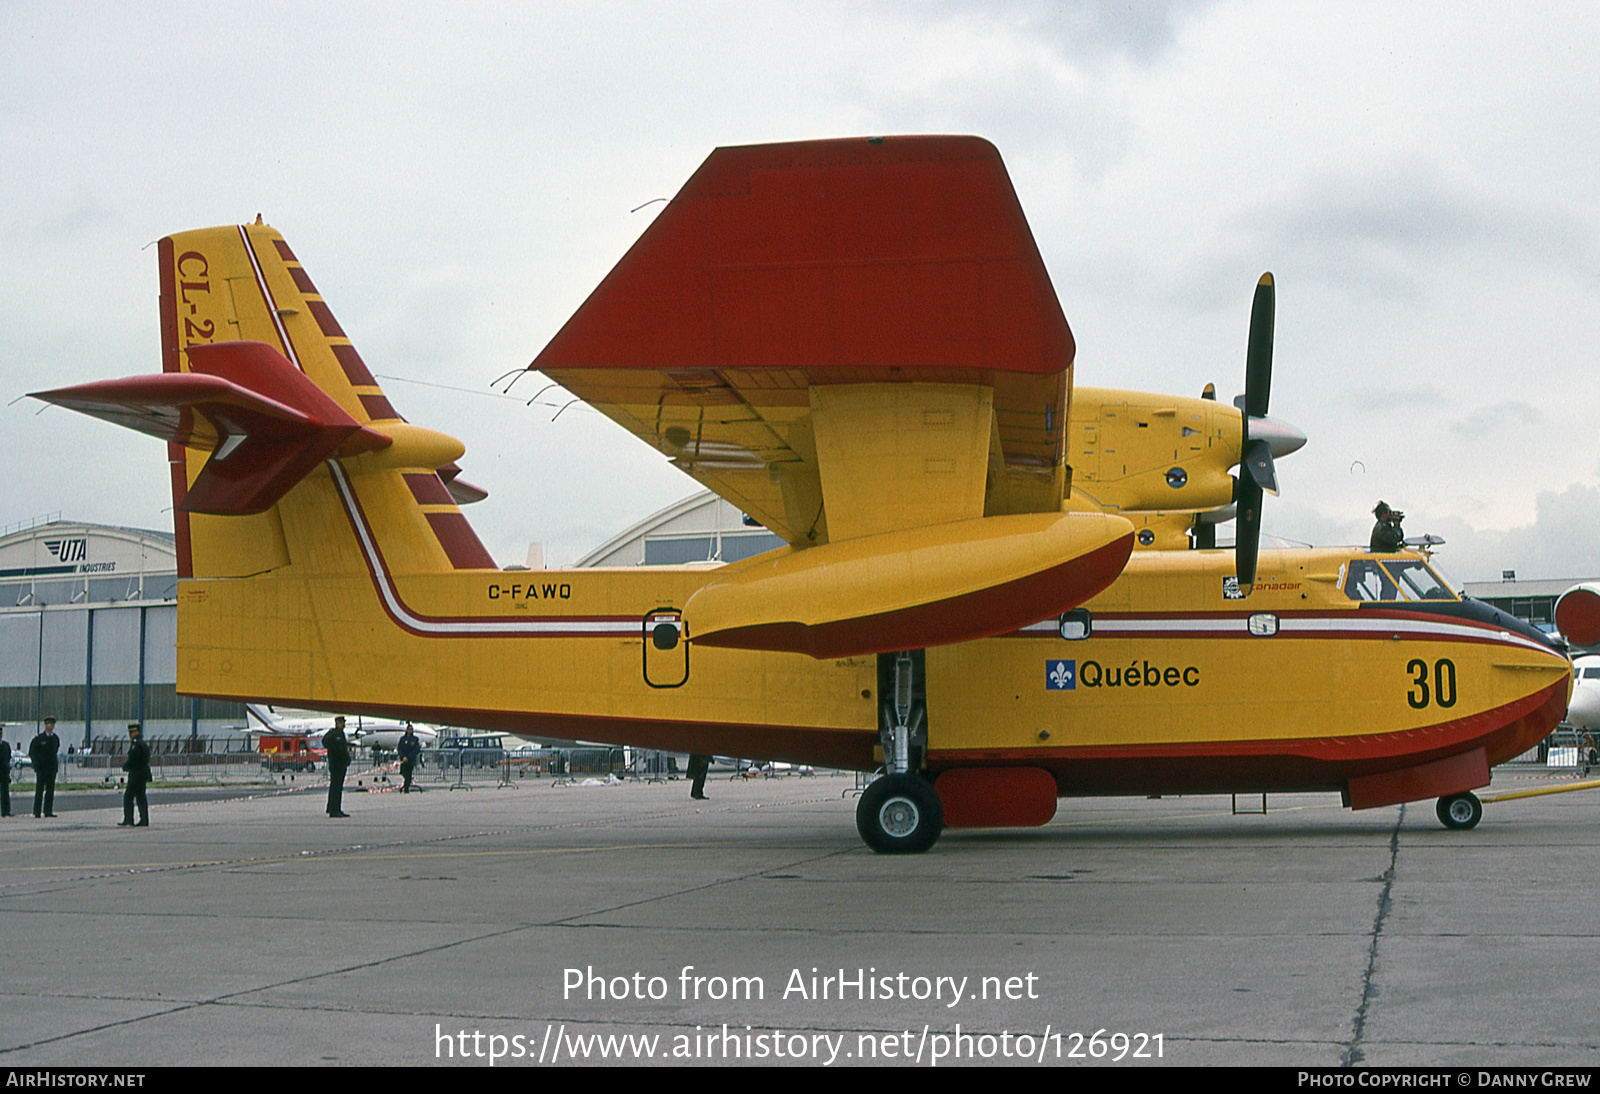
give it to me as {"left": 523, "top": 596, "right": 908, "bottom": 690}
{"left": 1343, "top": 559, "right": 1398, "bottom": 601}
{"left": 1381, "top": 560, "right": 1457, "bottom": 601}
{"left": 1342, "top": 559, "right": 1459, "bottom": 602}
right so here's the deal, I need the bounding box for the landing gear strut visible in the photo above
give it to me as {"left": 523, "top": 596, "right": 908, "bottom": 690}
{"left": 856, "top": 650, "right": 942, "bottom": 853}
{"left": 1436, "top": 792, "right": 1483, "bottom": 830}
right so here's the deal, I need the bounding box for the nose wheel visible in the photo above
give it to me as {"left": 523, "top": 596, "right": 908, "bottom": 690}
{"left": 857, "top": 774, "right": 944, "bottom": 854}
{"left": 1436, "top": 792, "right": 1483, "bottom": 830}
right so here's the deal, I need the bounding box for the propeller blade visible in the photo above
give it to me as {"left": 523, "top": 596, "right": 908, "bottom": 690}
{"left": 1244, "top": 272, "right": 1274, "bottom": 420}
{"left": 1235, "top": 476, "right": 1264, "bottom": 596}
{"left": 1201, "top": 382, "right": 1216, "bottom": 401}
{"left": 1242, "top": 439, "right": 1279, "bottom": 495}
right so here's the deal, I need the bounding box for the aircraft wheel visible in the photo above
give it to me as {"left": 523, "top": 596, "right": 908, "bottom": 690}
{"left": 856, "top": 774, "right": 943, "bottom": 854}
{"left": 1436, "top": 792, "right": 1482, "bottom": 830}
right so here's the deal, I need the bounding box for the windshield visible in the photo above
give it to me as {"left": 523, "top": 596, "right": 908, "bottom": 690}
{"left": 1382, "top": 560, "right": 1457, "bottom": 601}
{"left": 1343, "top": 558, "right": 1459, "bottom": 602}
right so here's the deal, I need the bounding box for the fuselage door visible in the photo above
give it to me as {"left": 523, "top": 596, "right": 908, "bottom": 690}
{"left": 643, "top": 608, "right": 689, "bottom": 689}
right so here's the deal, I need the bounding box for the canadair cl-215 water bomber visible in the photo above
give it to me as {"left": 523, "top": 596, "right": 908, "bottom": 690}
{"left": 32, "top": 136, "right": 1571, "bottom": 852}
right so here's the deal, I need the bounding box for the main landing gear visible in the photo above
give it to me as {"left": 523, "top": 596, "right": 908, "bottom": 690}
{"left": 1436, "top": 792, "right": 1483, "bottom": 830}
{"left": 857, "top": 774, "right": 943, "bottom": 854}
{"left": 856, "top": 650, "right": 944, "bottom": 854}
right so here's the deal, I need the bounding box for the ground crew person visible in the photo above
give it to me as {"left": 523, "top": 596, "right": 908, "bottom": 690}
{"left": 119, "top": 723, "right": 151, "bottom": 827}
{"left": 687, "top": 753, "right": 710, "bottom": 801}
{"left": 325, "top": 717, "right": 351, "bottom": 817}
{"left": 398, "top": 724, "right": 421, "bottom": 793}
{"left": 30, "top": 717, "right": 60, "bottom": 818}
{"left": 0, "top": 728, "right": 11, "bottom": 817}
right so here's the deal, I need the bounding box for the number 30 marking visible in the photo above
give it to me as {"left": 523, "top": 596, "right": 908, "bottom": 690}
{"left": 1407, "top": 658, "right": 1457, "bottom": 710}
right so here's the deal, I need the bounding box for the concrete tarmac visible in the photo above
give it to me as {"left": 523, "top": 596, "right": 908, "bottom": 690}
{"left": 1, "top": 766, "right": 1597, "bottom": 1067}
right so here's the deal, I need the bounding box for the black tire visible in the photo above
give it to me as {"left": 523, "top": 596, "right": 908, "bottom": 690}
{"left": 856, "top": 773, "right": 944, "bottom": 854}
{"left": 1436, "top": 792, "right": 1483, "bottom": 830}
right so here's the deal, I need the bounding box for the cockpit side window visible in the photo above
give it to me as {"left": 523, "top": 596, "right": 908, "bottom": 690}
{"left": 1343, "top": 559, "right": 1398, "bottom": 601}
{"left": 1382, "top": 560, "right": 1457, "bottom": 601}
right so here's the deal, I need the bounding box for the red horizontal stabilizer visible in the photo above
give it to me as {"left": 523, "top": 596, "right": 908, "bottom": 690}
{"left": 31, "top": 341, "right": 390, "bottom": 516}
{"left": 532, "top": 135, "right": 1074, "bottom": 377}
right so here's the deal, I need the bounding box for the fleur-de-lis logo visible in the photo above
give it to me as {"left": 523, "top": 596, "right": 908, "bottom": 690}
{"left": 1047, "top": 660, "right": 1075, "bottom": 690}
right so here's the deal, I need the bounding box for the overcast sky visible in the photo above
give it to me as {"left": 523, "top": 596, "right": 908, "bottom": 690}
{"left": 3, "top": 1, "right": 1597, "bottom": 583}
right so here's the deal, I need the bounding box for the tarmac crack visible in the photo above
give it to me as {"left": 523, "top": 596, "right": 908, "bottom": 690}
{"left": 1340, "top": 803, "right": 1403, "bottom": 1067}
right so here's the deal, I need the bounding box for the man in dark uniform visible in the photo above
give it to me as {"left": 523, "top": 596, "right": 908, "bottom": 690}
{"left": 119, "top": 723, "right": 151, "bottom": 827}
{"left": 397, "top": 723, "right": 421, "bottom": 793}
{"left": 686, "top": 753, "right": 711, "bottom": 801}
{"left": 0, "top": 728, "right": 12, "bottom": 817}
{"left": 30, "top": 717, "right": 61, "bottom": 818}
{"left": 325, "top": 716, "right": 351, "bottom": 818}
{"left": 1369, "top": 501, "right": 1405, "bottom": 553}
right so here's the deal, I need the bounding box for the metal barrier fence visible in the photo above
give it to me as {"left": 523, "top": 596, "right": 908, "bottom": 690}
{"left": 2, "top": 735, "right": 848, "bottom": 789}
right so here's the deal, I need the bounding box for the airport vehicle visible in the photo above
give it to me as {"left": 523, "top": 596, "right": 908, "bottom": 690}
{"left": 437, "top": 734, "right": 507, "bottom": 769}
{"left": 32, "top": 136, "right": 1571, "bottom": 851}
{"left": 258, "top": 733, "right": 321, "bottom": 773}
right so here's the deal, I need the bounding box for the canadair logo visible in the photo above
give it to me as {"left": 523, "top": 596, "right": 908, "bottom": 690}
{"left": 44, "top": 539, "right": 87, "bottom": 562}
{"left": 1046, "top": 660, "right": 1076, "bottom": 690}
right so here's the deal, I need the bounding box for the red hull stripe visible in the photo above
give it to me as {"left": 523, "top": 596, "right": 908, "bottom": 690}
{"left": 929, "top": 677, "right": 1567, "bottom": 796}
{"left": 328, "top": 459, "right": 637, "bottom": 638}
{"left": 1015, "top": 610, "right": 1554, "bottom": 654}
{"left": 180, "top": 690, "right": 877, "bottom": 771}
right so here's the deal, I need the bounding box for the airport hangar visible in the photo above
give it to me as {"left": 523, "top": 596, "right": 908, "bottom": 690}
{"left": 0, "top": 518, "right": 244, "bottom": 745}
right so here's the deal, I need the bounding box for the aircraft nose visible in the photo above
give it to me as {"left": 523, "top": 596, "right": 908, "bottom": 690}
{"left": 1567, "top": 686, "right": 1600, "bottom": 732}
{"left": 1248, "top": 414, "right": 1307, "bottom": 459}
